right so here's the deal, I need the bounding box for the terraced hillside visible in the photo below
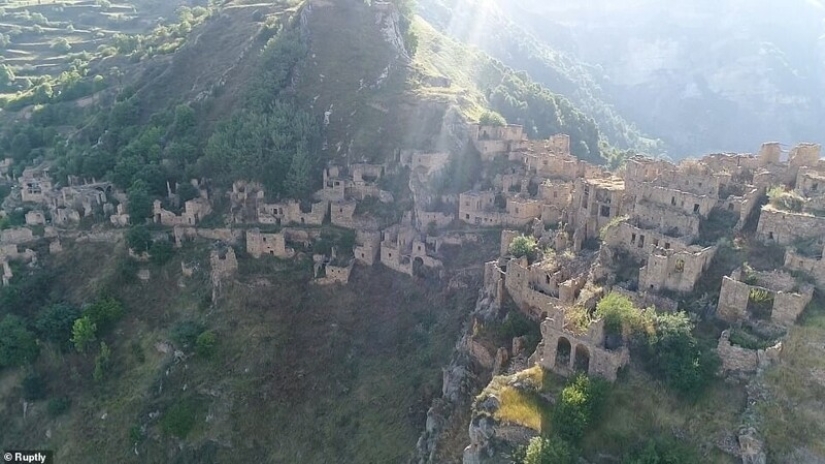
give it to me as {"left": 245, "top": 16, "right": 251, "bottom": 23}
{"left": 0, "top": 0, "right": 196, "bottom": 104}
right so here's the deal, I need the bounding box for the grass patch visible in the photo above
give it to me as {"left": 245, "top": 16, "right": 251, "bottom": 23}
{"left": 496, "top": 386, "right": 549, "bottom": 432}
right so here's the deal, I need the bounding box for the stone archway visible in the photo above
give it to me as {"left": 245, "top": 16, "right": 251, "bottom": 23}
{"left": 555, "top": 337, "right": 571, "bottom": 368}
{"left": 574, "top": 345, "right": 590, "bottom": 373}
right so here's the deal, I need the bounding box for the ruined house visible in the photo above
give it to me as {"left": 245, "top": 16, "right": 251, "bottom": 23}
{"left": 467, "top": 124, "right": 529, "bottom": 161}
{"left": 246, "top": 229, "right": 295, "bottom": 259}
{"left": 258, "top": 200, "right": 328, "bottom": 227}
{"left": 153, "top": 197, "right": 213, "bottom": 227}
{"left": 210, "top": 246, "right": 238, "bottom": 286}
{"left": 638, "top": 246, "right": 716, "bottom": 294}
{"left": 716, "top": 267, "right": 814, "bottom": 328}
{"left": 354, "top": 230, "right": 381, "bottom": 266}
{"left": 379, "top": 225, "right": 443, "bottom": 277}
{"left": 529, "top": 309, "right": 630, "bottom": 382}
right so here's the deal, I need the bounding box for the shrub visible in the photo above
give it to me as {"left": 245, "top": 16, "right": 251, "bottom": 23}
{"left": 35, "top": 303, "right": 81, "bottom": 348}
{"left": 642, "top": 312, "right": 719, "bottom": 399}
{"left": 126, "top": 225, "right": 152, "bottom": 253}
{"left": 83, "top": 297, "right": 124, "bottom": 331}
{"left": 595, "top": 293, "right": 654, "bottom": 339}
{"left": 479, "top": 110, "right": 506, "bottom": 127}
{"left": 0, "top": 315, "right": 39, "bottom": 367}
{"left": 51, "top": 38, "right": 72, "bottom": 54}
{"left": 522, "top": 436, "right": 577, "bottom": 464}
{"left": 623, "top": 437, "right": 700, "bottom": 464}
{"left": 509, "top": 235, "right": 538, "bottom": 261}
{"left": 195, "top": 330, "right": 217, "bottom": 358}
{"left": 551, "top": 375, "right": 609, "bottom": 444}
{"left": 47, "top": 397, "right": 71, "bottom": 417}
{"left": 171, "top": 321, "right": 204, "bottom": 349}
{"left": 160, "top": 397, "right": 200, "bottom": 438}
{"left": 71, "top": 316, "right": 97, "bottom": 353}
{"left": 149, "top": 240, "right": 175, "bottom": 266}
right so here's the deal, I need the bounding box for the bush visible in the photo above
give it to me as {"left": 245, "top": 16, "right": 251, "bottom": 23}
{"left": 150, "top": 240, "right": 175, "bottom": 266}
{"left": 595, "top": 293, "right": 653, "bottom": 339}
{"left": 51, "top": 38, "right": 72, "bottom": 54}
{"left": 623, "top": 437, "right": 700, "bottom": 464}
{"left": 195, "top": 330, "right": 217, "bottom": 358}
{"left": 479, "top": 110, "right": 507, "bottom": 126}
{"left": 0, "top": 315, "right": 39, "bottom": 367}
{"left": 126, "top": 225, "right": 152, "bottom": 253}
{"left": 171, "top": 321, "right": 204, "bottom": 349}
{"left": 71, "top": 316, "right": 97, "bottom": 353}
{"left": 35, "top": 303, "right": 81, "bottom": 348}
{"left": 160, "top": 397, "right": 200, "bottom": 438}
{"left": 47, "top": 397, "right": 71, "bottom": 417}
{"left": 522, "top": 436, "right": 577, "bottom": 464}
{"left": 641, "top": 312, "right": 719, "bottom": 399}
{"left": 551, "top": 375, "right": 609, "bottom": 444}
{"left": 83, "top": 297, "right": 124, "bottom": 332}
{"left": 509, "top": 235, "right": 538, "bottom": 261}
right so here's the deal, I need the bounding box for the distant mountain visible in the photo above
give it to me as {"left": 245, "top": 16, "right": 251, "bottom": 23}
{"left": 417, "top": 0, "right": 664, "bottom": 157}
{"left": 493, "top": 0, "right": 825, "bottom": 157}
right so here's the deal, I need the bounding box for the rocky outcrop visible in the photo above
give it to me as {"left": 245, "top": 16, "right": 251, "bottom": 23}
{"left": 413, "top": 285, "right": 502, "bottom": 464}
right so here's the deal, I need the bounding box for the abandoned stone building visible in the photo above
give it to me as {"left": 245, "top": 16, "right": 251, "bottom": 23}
{"left": 638, "top": 245, "right": 716, "bottom": 293}
{"left": 716, "top": 267, "right": 814, "bottom": 328}
{"left": 569, "top": 176, "right": 627, "bottom": 242}
{"left": 246, "top": 229, "right": 295, "bottom": 259}
{"left": 379, "top": 225, "right": 443, "bottom": 277}
{"left": 716, "top": 329, "right": 782, "bottom": 374}
{"left": 153, "top": 196, "right": 213, "bottom": 227}
{"left": 258, "top": 200, "right": 328, "bottom": 226}
{"left": 785, "top": 244, "right": 825, "bottom": 289}
{"left": 529, "top": 309, "right": 630, "bottom": 381}
{"left": 458, "top": 190, "right": 543, "bottom": 228}
{"left": 316, "top": 163, "right": 393, "bottom": 203}
{"left": 354, "top": 230, "right": 381, "bottom": 266}
{"left": 210, "top": 245, "right": 238, "bottom": 287}
{"left": 467, "top": 124, "right": 529, "bottom": 161}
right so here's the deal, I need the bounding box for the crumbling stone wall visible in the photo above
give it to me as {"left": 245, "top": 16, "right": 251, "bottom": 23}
{"left": 246, "top": 229, "right": 294, "bottom": 259}
{"left": 716, "top": 270, "right": 813, "bottom": 327}
{"left": 639, "top": 246, "right": 716, "bottom": 293}
{"left": 785, "top": 247, "right": 825, "bottom": 289}
{"left": 1, "top": 227, "right": 35, "bottom": 245}
{"left": 530, "top": 312, "right": 629, "bottom": 381}
{"left": 716, "top": 330, "right": 783, "bottom": 374}
{"left": 630, "top": 202, "right": 700, "bottom": 241}
{"left": 499, "top": 230, "right": 521, "bottom": 257}
{"left": 756, "top": 207, "right": 825, "bottom": 245}
{"left": 354, "top": 230, "right": 381, "bottom": 266}
{"left": 24, "top": 211, "right": 46, "bottom": 226}
{"left": 603, "top": 221, "right": 697, "bottom": 262}
{"left": 259, "top": 200, "right": 328, "bottom": 226}
{"left": 210, "top": 247, "right": 238, "bottom": 286}
{"left": 415, "top": 209, "right": 454, "bottom": 231}
{"left": 636, "top": 184, "right": 716, "bottom": 217}
{"left": 315, "top": 261, "right": 354, "bottom": 285}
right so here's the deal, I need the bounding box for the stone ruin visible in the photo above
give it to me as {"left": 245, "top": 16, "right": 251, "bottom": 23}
{"left": 529, "top": 309, "right": 630, "bottom": 382}
{"left": 717, "top": 267, "right": 814, "bottom": 328}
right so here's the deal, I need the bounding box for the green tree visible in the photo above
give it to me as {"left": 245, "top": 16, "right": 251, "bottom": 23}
{"left": 35, "top": 303, "right": 81, "bottom": 348}
{"left": 522, "top": 436, "right": 577, "bottom": 464}
{"left": 284, "top": 144, "right": 313, "bottom": 198}
{"left": 479, "top": 110, "right": 506, "bottom": 126}
{"left": 551, "top": 375, "right": 609, "bottom": 444}
{"left": 195, "top": 330, "right": 217, "bottom": 358}
{"left": 71, "top": 316, "right": 97, "bottom": 353}
{"left": 127, "top": 225, "right": 152, "bottom": 254}
{"left": 127, "top": 181, "right": 153, "bottom": 220}
{"left": 83, "top": 297, "right": 124, "bottom": 331}
{"left": 0, "top": 315, "right": 39, "bottom": 367}
{"left": 176, "top": 182, "right": 199, "bottom": 203}
{"left": 508, "top": 235, "right": 538, "bottom": 261}
{"left": 149, "top": 240, "right": 175, "bottom": 266}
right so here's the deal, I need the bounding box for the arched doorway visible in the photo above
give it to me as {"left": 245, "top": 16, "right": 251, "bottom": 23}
{"left": 555, "top": 337, "right": 571, "bottom": 368}
{"left": 574, "top": 345, "right": 590, "bottom": 373}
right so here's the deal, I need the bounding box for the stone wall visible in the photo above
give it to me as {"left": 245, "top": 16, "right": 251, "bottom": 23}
{"left": 603, "top": 221, "right": 697, "bottom": 262}
{"left": 416, "top": 209, "right": 455, "bottom": 231}
{"left": 354, "top": 230, "right": 381, "bottom": 266}
{"left": 259, "top": 200, "right": 328, "bottom": 226}
{"left": 639, "top": 246, "right": 716, "bottom": 293}
{"left": 631, "top": 201, "right": 700, "bottom": 240}
{"left": 500, "top": 230, "right": 521, "bottom": 257}
{"left": 756, "top": 207, "right": 825, "bottom": 245}
{"left": 246, "top": 229, "right": 294, "bottom": 259}
{"left": 530, "top": 313, "right": 629, "bottom": 381}
{"left": 1, "top": 227, "right": 35, "bottom": 245}
{"left": 716, "top": 330, "right": 783, "bottom": 374}
{"left": 636, "top": 184, "right": 716, "bottom": 217}
{"left": 316, "top": 261, "right": 354, "bottom": 285}
{"left": 210, "top": 247, "right": 238, "bottom": 286}
{"left": 716, "top": 272, "right": 813, "bottom": 327}
{"left": 785, "top": 248, "right": 825, "bottom": 289}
